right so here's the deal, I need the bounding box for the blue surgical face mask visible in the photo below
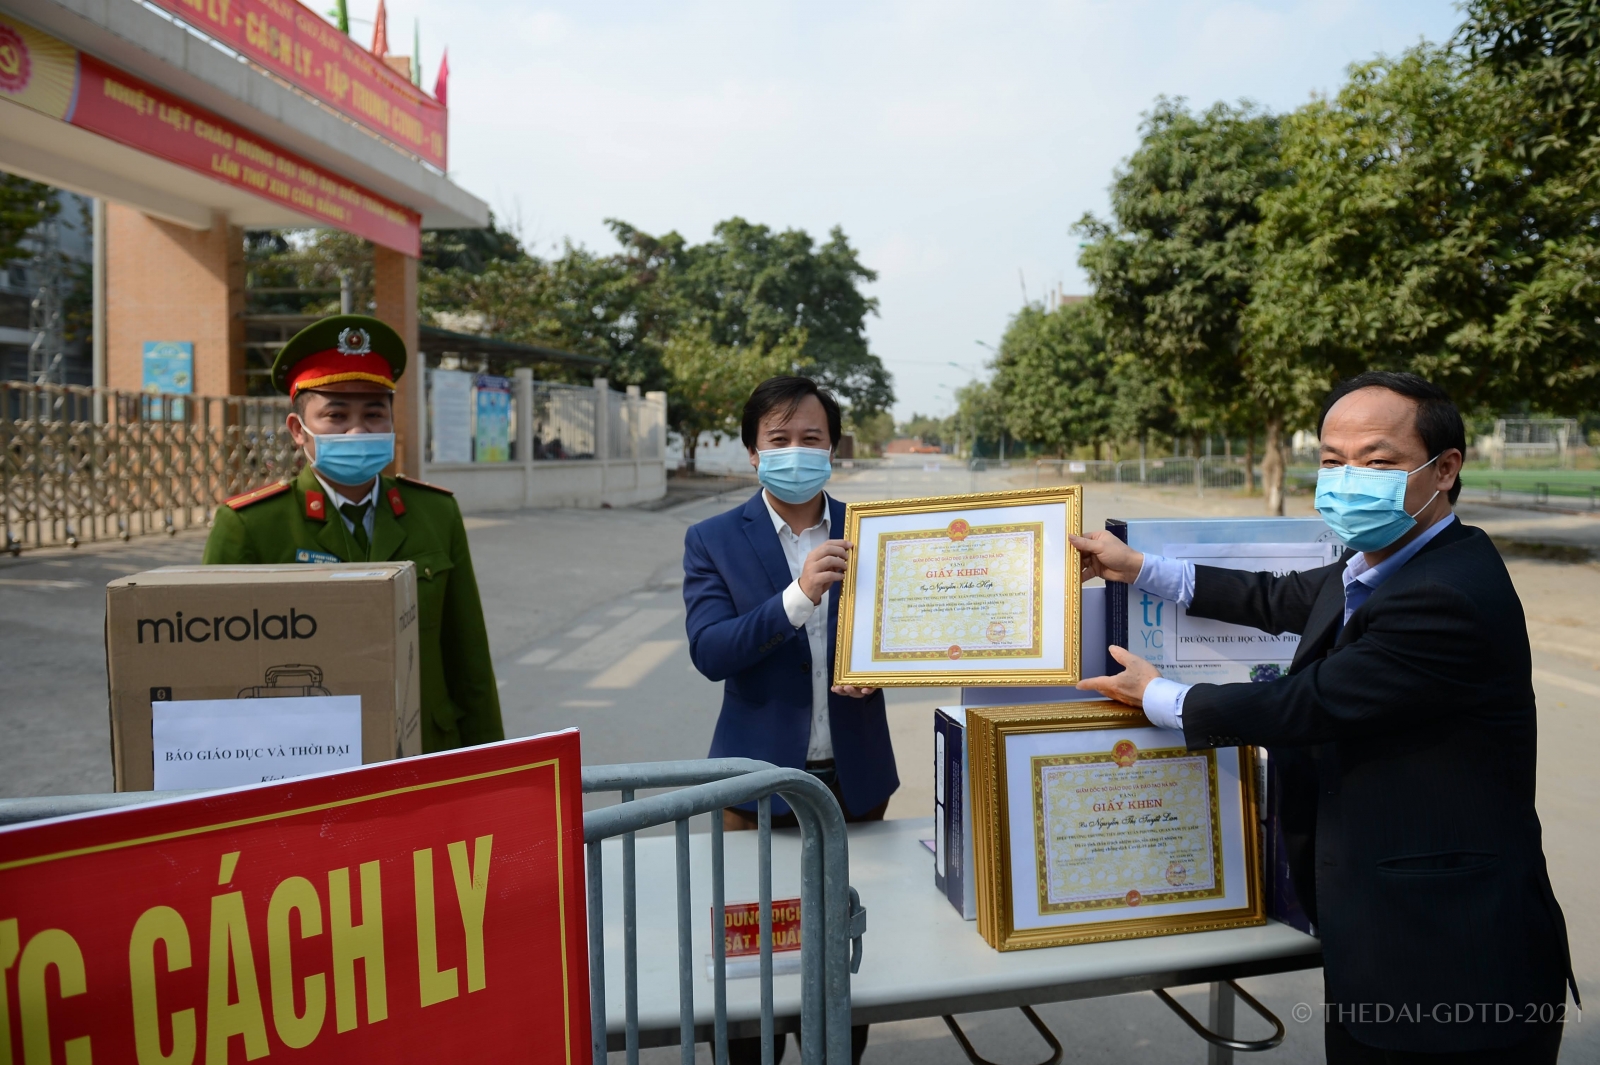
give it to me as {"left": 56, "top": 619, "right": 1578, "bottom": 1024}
{"left": 757, "top": 445, "right": 833, "bottom": 505}
{"left": 1314, "top": 455, "right": 1440, "bottom": 552}
{"left": 309, "top": 432, "right": 394, "bottom": 486}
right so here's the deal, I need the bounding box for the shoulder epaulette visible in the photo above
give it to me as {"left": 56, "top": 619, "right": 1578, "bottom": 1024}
{"left": 396, "top": 474, "right": 453, "bottom": 496}
{"left": 223, "top": 481, "right": 292, "bottom": 510}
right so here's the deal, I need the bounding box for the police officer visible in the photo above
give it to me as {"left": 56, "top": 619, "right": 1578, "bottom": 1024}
{"left": 202, "top": 314, "right": 504, "bottom": 753}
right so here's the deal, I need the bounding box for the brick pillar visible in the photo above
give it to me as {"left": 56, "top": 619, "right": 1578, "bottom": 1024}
{"left": 106, "top": 206, "right": 244, "bottom": 395}
{"left": 373, "top": 247, "right": 421, "bottom": 477}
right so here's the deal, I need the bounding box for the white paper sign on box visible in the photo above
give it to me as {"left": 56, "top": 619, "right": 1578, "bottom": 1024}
{"left": 152, "top": 696, "right": 362, "bottom": 789}
{"left": 1163, "top": 542, "right": 1342, "bottom": 666}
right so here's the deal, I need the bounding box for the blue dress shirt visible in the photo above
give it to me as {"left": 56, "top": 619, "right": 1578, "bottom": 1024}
{"left": 1132, "top": 515, "right": 1457, "bottom": 731}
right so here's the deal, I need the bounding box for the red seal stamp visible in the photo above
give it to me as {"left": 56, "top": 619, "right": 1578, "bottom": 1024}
{"left": 1112, "top": 739, "right": 1138, "bottom": 768}
{"left": 1166, "top": 861, "right": 1188, "bottom": 886}
{"left": 986, "top": 621, "right": 1007, "bottom": 643}
{"left": 1125, "top": 889, "right": 1142, "bottom": 907}
{"left": 0, "top": 25, "right": 32, "bottom": 94}
{"left": 947, "top": 644, "right": 963, "bottom": 660}
{"left": 946, "top": 519, "right": 970, "bottom": 541}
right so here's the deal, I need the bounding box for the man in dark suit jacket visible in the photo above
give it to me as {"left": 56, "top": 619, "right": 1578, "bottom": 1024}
{"left": 683, "top": 376, "right": 898, "bottom": 1064}
{"left": 1075, "top": 373, "right": 1574, "bottom": 1064}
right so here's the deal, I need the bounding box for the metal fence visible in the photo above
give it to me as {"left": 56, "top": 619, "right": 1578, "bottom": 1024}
{"left": 533, "top": 381, "right": 600, "bottom": 460}
{"left": 584, "top": 759, "right": 863, "bottom": 1065}
{"left": 1031, "top": 457, "right": 1262, "bottom": 491}
{"left": 607, "top": 389, "right": 666, "bottom": 462}
{"left": 1, "top": 381, "right": 296, "bottom": 552}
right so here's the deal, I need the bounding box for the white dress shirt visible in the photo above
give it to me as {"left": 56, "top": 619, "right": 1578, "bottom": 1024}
{"left": 312, "top": 472, "right": 379, "bottom": 547}
{"left": 1132, "top": 515, "right": 1458, "bottom": 732}
{"left": 762, "top": 490, "right": 834, "bottom": 762}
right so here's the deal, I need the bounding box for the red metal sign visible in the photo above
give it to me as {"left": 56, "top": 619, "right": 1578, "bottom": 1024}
{"left": 143, "top": 0, "right": 447, "bottom": 168}
{"left": 71, "top": 54, "right": 421, "bottom": 256}
{"left": 0, "top": 730, "right": 588, "bottom": 1062}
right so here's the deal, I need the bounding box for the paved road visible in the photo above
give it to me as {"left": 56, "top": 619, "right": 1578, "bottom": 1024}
{"left": 2, "top": 464, "right": 1595, "bottom": 1062}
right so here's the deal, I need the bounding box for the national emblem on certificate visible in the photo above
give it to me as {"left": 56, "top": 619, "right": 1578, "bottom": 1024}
{"left": 834, "top": 486, "right": 1081, "bottom": 687}
{"left": 964, "top": 701, "right": 1265, "bottom": 951}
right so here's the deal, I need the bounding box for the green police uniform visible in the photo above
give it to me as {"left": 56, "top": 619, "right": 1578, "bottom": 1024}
{"left": 201, "top": 314, "right": 503, "bottom": 753}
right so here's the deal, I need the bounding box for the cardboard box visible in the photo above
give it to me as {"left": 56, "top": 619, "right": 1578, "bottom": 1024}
{"left": 106, "top": 564, "right": 422, "bottom": 791}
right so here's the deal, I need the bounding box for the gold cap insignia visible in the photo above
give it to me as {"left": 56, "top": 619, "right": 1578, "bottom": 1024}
{"left": 336, "top": 327, "right": 372, "bottom": 356}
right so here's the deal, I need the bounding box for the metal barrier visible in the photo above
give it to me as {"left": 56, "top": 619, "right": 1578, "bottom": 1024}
{"left": 0, "top": 758, "right": 866, "bottom": 1065}
{"left": 1, "top": 381, "right": 296, "bottom": 551}
{"left": 1031, "top": 457, "right": 1259, "bottom": 493}
{"left": 584, "top": 759, "right": 864, "bottom": 1065}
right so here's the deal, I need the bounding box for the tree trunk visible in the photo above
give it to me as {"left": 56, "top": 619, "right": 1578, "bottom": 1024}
{"left": 1263, "top": 416, "right": 1285, "bottom": 515}
{"left": 1244, "top": 434, "right": 1256, "bottom": 496}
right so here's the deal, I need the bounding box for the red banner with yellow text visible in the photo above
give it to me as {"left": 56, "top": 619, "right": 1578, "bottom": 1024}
{"left": 143, "top": 0, "right": 447, "bottom": 168}
{"left": 0, "top": 731, "right": 588, "bottom": 1062}
{"left": 68, "top": 54, "right": 421, "bottom": 256}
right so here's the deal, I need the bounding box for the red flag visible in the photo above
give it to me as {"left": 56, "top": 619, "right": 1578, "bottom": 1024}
{"left": 433, "top": 47, "right": 449, "bottom": 106}
{"left": 370, "top": 0, "right": 389, "bottom": 55}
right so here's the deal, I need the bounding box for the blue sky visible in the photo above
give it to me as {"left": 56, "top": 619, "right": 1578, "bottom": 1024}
{"left": 393, "top": 0, "right": 1464, "bottom": 419}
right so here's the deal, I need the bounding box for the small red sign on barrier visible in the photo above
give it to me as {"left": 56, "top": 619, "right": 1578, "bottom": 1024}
{"left": 719, "top": 898, "right": 802, "bottom": 956}
{"left": 0, "top": 731, "right": 589, "bottom": 1062}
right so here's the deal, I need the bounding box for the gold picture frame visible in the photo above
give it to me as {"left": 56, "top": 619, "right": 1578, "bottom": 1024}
{"left": 833, "top": 485, "right": 1083, "bottom": 688}
{"left": 966, "top": 700, "right": 1264, "bottom": 951}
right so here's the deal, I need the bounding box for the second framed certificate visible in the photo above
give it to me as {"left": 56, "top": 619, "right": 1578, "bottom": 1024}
{"left": 967, "top": 700, "right": 1265, "bottom": 951}
{"left": 833, "top": 485, "right": 1082, "bottom": 687}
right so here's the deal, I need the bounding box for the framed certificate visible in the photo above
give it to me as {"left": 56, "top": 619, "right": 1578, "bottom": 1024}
{"left": 966, "top": 701, "right": 1264, "bottom": 951}
{"left": 833, "top": 486, "right": 1082, "bottom": 687}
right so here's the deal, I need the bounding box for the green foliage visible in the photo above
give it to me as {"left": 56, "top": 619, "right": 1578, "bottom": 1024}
{"left": 952, "top": 379, "right": 1007, "bottom": 455}
{"left": 1246, "top": 42, "right": 1599, "bottom": 412}
{"left": 896, "top": 412, "right": 950, "bottom": 447}
{"left": 245, "top": 229, "right": 372, "bottom": 317}
{"left": 611, "top": 217, "right": 891, "bottom": 417}
{"left": 1246, "top": 49, "right": 1526, "bottom": 407}
{"left": 1457, "top": 0, "right": 1600, "bottom": 406}
{"left": 421, "top": 213, "right": 525, "bottom": 274}
{"left": 0, "top": 174, "right": 60, "bottom": 267}
{"left": 845, "top": 409, "right": 896, "bottom": 454}
{"left": 991, "top": 302, "right": 1118, "bottom": 456}
{"left": 421, "top": 244, "right": 651, "bottom": 384}
{"left": 660, "top": 324, "right": 808, "bottom": 469}
{"left": 420, "top": 215, "right": 892, "bottom": 426}
{"left": 1075, "top": 99, "right": 1287, "bottom": 434}
{"left": 1459, "top": 0, "right": 1600, "bottom": 169}
{"left": 1030, "top": 4, "right": 1600, "bottom": 509}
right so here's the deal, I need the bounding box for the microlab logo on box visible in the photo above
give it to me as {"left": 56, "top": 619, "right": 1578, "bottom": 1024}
{"left": 135, "top": 608, "right": 318, "bottom": 644}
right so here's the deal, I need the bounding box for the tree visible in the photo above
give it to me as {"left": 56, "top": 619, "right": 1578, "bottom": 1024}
{"left": 1076, "top": 100, "right": 1295, "bottom": 508}
{"left": 1456, "top": 1, "right": 1600, "bottom": 409}
{"left": 897, "top": 412, "right": 950, "bottom": 448}
{"left": 991, "top": 302, "right": 1118, "bottom": 457}
{"left": 0, "top": 174, "right": 59, "bottom": 266}
{"left": 1243, "top": 44, "right": 1594, "bottom": 423}
{"left": 844, "top": 409, "right": 896, "bottom": 455}
{"left": 953, "top": 379, "right": 1007, "bottom": 457}
{"left": 420, "top": 246, "right": 654, "bottom": 384}
{"left": 660, "top": 324, "right": 808, "bottom": 471}
{"left": 616, "top": 217, "right": 893, "bottom": 418}
{"left": 421, "top": 211, "right": 525, "bottom": 273}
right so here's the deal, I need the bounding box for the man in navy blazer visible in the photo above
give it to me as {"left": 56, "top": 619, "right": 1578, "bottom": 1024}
{"left": 1075, "top": 374, "right": 1574, "bottom": 1064}
{"left": 683, "top": 376, "right": 899, "bottom": 826}
{"left": 684, "top": 376, "right": 894, "bottom": 1064}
